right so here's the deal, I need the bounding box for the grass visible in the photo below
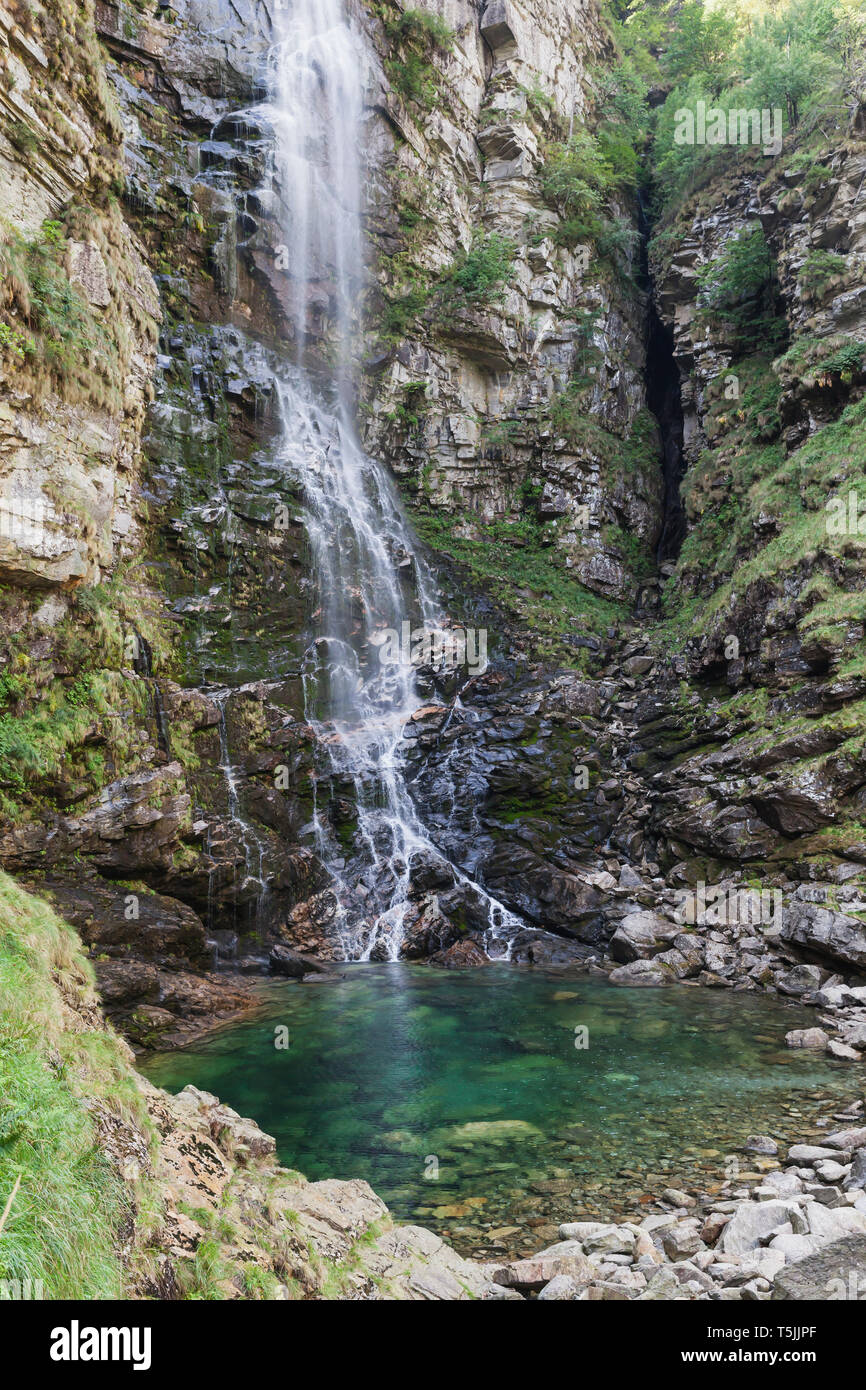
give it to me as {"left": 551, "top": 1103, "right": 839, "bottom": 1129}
{"left": 409, "top": 507, "right": 626, "bottom": 656}
{"left": 0, "top": 871, "right": 156, "bottom": 1299}
{"left": 0, "top": 200, "right": 157, "bottom": 412}
{"left": 379, "top": 4, "right": 454, "bottom": 110}
{"left": 661, "top": 381, "right": 866, "bottom": 668}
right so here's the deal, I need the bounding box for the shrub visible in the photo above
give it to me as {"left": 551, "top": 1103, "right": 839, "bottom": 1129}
{"left": 696, "top": 225, "right": 787, "bottom": 356}
{"left": 382, "top": 6, "right": 454, "bottom": 110}
{"left": 437, "top": 231, "right": 516, "bottom": 311}
{"left": 799, "top": 248, "right": 848, "bottom": 298}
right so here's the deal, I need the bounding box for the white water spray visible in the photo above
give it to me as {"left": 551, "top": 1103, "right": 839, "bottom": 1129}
{"left": 258, "top": 0, "right": 522, "bottom": 959}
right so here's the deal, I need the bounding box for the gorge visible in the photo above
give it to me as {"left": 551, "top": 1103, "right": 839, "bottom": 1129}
{"left": 1, "top": 0, "right": 866, "bottom": 1306}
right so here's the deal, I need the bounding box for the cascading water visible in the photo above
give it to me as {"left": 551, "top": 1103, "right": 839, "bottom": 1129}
{"left": 253, "top": 0, "right": 523, "bottom": 960}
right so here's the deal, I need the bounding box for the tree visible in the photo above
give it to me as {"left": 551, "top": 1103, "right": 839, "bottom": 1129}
{"left": 661, "top": 1, "right": 738, "bottom": 94}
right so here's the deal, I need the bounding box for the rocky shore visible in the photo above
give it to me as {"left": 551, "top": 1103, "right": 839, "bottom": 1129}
{"left": 135, "top": 1079, "right": 866, "bottom": 1301}
{"left": 483, "top": 1099, "right": 866, "bottom": 1302}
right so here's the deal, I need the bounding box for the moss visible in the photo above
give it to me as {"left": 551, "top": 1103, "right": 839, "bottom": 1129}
{"left": 0, "top": 568, "right": 173, "bottom": 820}
{"left": 409, "top": 507, "right": 626, "bottom": 659}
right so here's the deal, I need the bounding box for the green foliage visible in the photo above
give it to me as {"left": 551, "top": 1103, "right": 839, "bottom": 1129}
{"left": 696, "top": 225, "right": 786, "bottom": 356}
{"left": 660, "top": 0, "right": 737, "bottom": 92}
{"left": 381, "top": 5, "right": 454, "bottom": 109}
{"left": 799, "top": 248, "right": 848, "bottom": 298}
{"left": 648, "top": 0, "right": 857, "bottom": 214}
{"left": 540, "top": 122, "right": 639, "bottom": 270}
{"left": 437, "top": 231, "right": 516, "bottom": 312}
{"left": 738, "top": 0, "right": 840, "bottom": 128}
{"left": 820, "top": 341, "right": 866, "bottom": 379}
{"left": 776, "top": 334, "right": 866, "bottom": 386}
{"left": 663, "top": 379, "right": 866, "bottom": 642}
{"left": 519, "top": 81, "right": 554, "bottom": 122}
{"left": 620, "top": 408, "right": 661, "bottom": 475}
{"left": 410, "top": 507, "right": 626, "bottom": 656}
{"left": 0, "top": 569, "right": 170, "bottom": 818}
{"left": 381, "top": 280, "right": 432, "bottom": 342}
{"left": 0, "top": 322, "right": 30, "bottom": 360}
{"left": 384, "top": 379, "right": 428, "bottom": 431}
{"left": 0, "top": 872, "right": 155, "bottom": 1299}
{"left": 541, "top": 129, "right": 618, "bottom": 224}
{"left": 0, "top": 205, "right": 146, "bottom": 411}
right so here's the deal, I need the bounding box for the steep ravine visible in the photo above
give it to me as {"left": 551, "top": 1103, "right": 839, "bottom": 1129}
{"left": 1, "top": 0, "right": 866, "bottom": 1303}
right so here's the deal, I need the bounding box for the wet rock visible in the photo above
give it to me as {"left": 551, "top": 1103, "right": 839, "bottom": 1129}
{"left": 39, "top": 875, "right": 211, "bottom": 968}
{"left": 744, "top": 1135, "right": 779, "bottom": 1157}
{"left": 785, "top": 1028, "right": 830, "bottom": 1050}
{"left": 428, "top": 938, "right": 490, "bottom": 969}
{"left": 269, "top": 945, "right": 333, "bottom": 979}
{"left": 508, "top": 932, "right": 595, "bottom": 966}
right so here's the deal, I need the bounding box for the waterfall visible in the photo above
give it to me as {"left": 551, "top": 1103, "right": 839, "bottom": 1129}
{"left": 254, "top": 0, "right": 522, "bottom": 960}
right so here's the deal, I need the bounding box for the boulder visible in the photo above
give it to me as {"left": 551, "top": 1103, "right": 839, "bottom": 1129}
{"left": 772, "top": 1235, "right": 866, "bottom": 1300}
{"left": 268, "top": 945, "right": 332, "bottom": 978}
{"left": 785, "top": 1028, "right": 830, "bottom": 1050}
{"left": 786, "top": 1144, "right": 839, "bottom": 1164}
{"left": 537, "top": 1274, "right": 583, "bottom": 1300}
{"left": 780, "top": 902, "right": 866, "bottom": 971}
{"left": 609, "top": 959, "right": 672, "bottom": 987}
{"left": 662, "top": 1225, "right": 705, "bottom": 1261}
{"left": 493, "top": 1246, "right": 594, "bottom": 1292}
{"left": 427, "top": 938, "right": 490, "bottom": 969}
{"left": 776, "top": 963, "right": 825, "bottom": 996}
{"left": 609, "top": 912, "right": 661, "bottom": 962}
{"left": 844, "top": 1150, "right": 866, "bottom": 1191}
{"left": 717, "top": 1201, "right": 808, "bottom": 1255}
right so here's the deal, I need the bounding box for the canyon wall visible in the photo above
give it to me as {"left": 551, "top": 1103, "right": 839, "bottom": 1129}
{"left": 0, "top": 0, "right": 864, "bottom": 1032}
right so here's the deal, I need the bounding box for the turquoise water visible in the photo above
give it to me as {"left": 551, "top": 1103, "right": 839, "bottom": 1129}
{"left": 142, "top": 964, "right": 856, "bottom": 1255}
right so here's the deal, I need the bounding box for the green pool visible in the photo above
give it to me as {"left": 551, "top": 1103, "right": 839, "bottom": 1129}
{"left": 142, "top": 964, "right": 857, "bottom": 1255}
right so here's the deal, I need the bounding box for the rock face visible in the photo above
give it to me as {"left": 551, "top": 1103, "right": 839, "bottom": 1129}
{"left": 0, "top": 4, "right": 159, "bottom": 588}
{"left": 781, "top": 901, "right": 866, "bottom": 971}
{"left": 642, "top": 119, "right": 866, "bottom": 886}
{"left": 350, "top": 0, "right": 662, "bottom": 607}
{"left": 140, "top": 1081, "right": 498, "bottom": 1300}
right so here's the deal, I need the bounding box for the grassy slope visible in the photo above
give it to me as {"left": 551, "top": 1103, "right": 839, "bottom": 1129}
{"left": 0, "top": 870, "right": 157, "bottom": 1298}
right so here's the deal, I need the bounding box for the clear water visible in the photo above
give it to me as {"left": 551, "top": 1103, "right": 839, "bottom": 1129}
{"left": 142, "top": 966, "right": 855, "bottom": 1255}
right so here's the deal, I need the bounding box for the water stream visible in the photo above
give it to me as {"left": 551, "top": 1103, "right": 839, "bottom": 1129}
{"left": 240, "top": 0, "right": 524, "bottom": 960}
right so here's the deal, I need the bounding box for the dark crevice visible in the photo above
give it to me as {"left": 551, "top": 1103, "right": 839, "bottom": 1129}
{"left": 636, "top": 193, "right": 687, "bottom": 564}
{"left": 647, "top": 303, "right": 686, "bottom": 562}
